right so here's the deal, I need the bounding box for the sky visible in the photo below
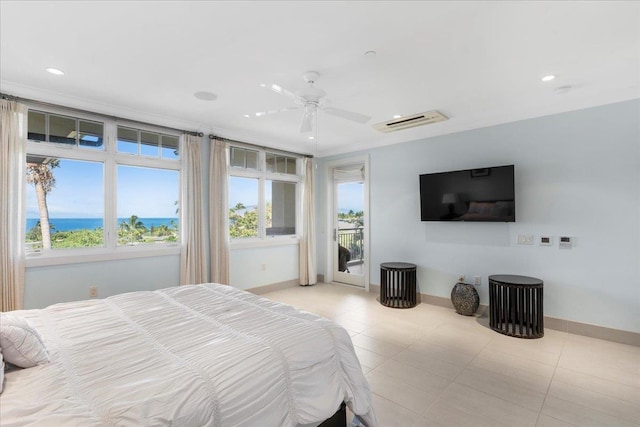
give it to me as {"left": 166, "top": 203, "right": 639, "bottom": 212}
{"left": 337, "top": 182, "right": 364, "bottom": 212}
{"left": 229, "top": 176, "right": 275, "bottom": 208}
{"left": 227, "top": 179, "right": 365, "bottom": 212}
{"left": 26, "top": 159, "right": 179, "bottom": 218}
{"left": 27, "top": 160, "right": 363, "bottom": 219}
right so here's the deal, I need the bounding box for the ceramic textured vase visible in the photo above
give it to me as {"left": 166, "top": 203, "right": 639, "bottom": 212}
{"left": 451, "top": 282, "right": 480, "bottom": 316}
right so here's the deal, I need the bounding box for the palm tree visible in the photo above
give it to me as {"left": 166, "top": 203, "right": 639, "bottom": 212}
{"left": 154, "top": 224, "right": 171, "bottom": 237}
{"left": 119, "top": 214, "right": 147, "bottom": 244}
{"left": 26, "top": 158, "right": 59, "bottom": 249}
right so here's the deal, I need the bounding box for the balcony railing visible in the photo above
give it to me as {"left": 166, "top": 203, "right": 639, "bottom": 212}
{"left": 338, "top": 227, "right": 364, "bottom": 262}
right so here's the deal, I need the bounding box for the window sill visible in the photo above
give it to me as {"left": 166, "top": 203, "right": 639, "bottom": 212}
{"left": 25, "top": 245, "right": 182, "bottom": 268}
{"left": 230, "top": 236, "right": 299, "bottom": 250}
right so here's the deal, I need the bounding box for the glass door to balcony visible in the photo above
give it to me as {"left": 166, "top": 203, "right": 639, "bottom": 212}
{"left": 333, "top": 165, "right": 365, "bottom": 288}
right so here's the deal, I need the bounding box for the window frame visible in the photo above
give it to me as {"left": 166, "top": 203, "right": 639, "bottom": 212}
{"left": 228, "top": 144, "right": 302, "bottom": 248}
{"left": 24, "top": 105, "right": 182, "bottom": 267}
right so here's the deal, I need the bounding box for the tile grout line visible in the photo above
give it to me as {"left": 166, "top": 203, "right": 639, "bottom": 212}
{"left": 534, "top": 332, "right": 569, "bottom": 426}
{"left": 539, "top": 333, "right": 640, "bottom": 426}
{"left": 418, "top": 323, "right": 497, "bottom": 418}
{"left": 265, "top": 285, "right": 639, "bottom": 427}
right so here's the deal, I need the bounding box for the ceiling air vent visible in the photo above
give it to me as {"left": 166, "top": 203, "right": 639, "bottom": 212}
{"left": 372, "top": 110, "right": 448, "bottom": 133}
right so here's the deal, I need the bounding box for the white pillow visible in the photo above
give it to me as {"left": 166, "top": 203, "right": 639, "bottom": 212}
{"left": 0, "top": 314, "right": 50, "bottom": 368}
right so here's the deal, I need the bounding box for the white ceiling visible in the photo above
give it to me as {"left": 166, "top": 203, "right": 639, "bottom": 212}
{"left": 1, "top": 1, "right": 638, "bottom": 157}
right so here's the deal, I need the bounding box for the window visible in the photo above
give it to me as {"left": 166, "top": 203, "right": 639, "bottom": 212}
{"left": 117, "top": 165, "right": 179, "bottom": 245}
{"left": 25, "top": 109, "right": 181, "bottom": 260}
{"left": 230, "top": 146, "right": 258, "bottom": 169}
{"left": 117, "top": 126, "right": 179, "bottom": 159}
{"left": 229, "top": 176, "right": 259, "bottom": 238}
{"left": 266, "top": 153, "right": 296, "bottom": 175}
{"left": 27, "top": 110, "right": 104, "bottom": 149}
{"left": 266, "top": 180, "right": 296, "bottom": 236}
{"left": 229, "top": 147, "right": 300, "bottom": 241}
{"left": 26, "top": 156, "right": 104, "bottom": 251}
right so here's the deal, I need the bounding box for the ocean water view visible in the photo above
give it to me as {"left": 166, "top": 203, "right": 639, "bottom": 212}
{"left": 26, "top": 218, "right": 178, "bottom": 232}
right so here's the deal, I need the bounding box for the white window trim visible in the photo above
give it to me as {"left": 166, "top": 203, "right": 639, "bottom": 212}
{"left": 24, "top": 104, "right": 183, "bottom": 266}
{"left": 228, "top": 145, "right": 302, "bottom": 247}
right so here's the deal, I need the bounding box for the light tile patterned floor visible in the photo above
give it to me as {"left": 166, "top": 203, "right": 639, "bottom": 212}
{"left": 263, "top": 283, "right": 640, "bottom": 427}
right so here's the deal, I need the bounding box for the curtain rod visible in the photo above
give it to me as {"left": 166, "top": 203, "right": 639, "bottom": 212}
{"left": 0, "top": 92, "right": 204, "bottom": 137}
{"left": 208, "top": 134, "right": 313, "bottom": 158}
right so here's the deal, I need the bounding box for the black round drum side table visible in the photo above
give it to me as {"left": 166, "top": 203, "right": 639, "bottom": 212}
{"left": 380, "top": 262, "right": 417, "bottom": 308}
{"left": 489, "top": 274, "right": 544, "bottom": 339}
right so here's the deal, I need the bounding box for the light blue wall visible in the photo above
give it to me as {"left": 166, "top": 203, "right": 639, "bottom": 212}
{"left": 316, "top": 99, "right": 640, "bottom": 333}
{"left": 229, "top": 244, "right": 299, "bottom": 290}
{"left": 24, "top": 255, "right": 180, "bottom": 309}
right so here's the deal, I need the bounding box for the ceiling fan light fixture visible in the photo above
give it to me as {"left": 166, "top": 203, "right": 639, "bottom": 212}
{"left": 300, "top": 104, "right": 317, "bottom": 133}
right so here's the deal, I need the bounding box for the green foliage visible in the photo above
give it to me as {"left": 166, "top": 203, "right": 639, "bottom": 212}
{"left": 25, "top": 158, "right": 60, "bottom": 194}
{"left": 118, "top": 215, "right": 148, "bottom": 245}
{"left": 165, "top": 220, "right": 179, "bottom": 242}
{"left": 228, "top": 202, "right": 273, "bottom": 238}
{"left": 51, "top": 228, "right": 104, "bottom": 248}
{"left": 26, "top": 221, "right": 57, "bottom": 242}
{"left": 229, "top": 203, "right": 258, "bottom": 238}
{"left": 338, "top": 210, "right": 364, "bottom": 226}
{"left": 26, "top": 215, "right": 180, "bottom": 250}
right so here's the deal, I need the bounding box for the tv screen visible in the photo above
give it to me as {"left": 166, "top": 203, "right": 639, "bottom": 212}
{"left": 419, "top": 165, "right": 515, "bottom": 222}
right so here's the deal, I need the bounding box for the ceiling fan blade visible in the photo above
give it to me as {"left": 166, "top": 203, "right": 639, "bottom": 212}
{"left": 322, "top": 106, "right": 371, "bottom": 124}
{"left": 300, "top": 106, "right": 316, "bottom": 133}
{"left": 251, "top": 106, "right": 300, "bottom": 118}
{"left": 262, "top": 83, "right": 298, "bottom": 100}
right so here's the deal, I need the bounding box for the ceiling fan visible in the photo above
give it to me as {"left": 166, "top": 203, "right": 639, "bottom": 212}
{"left": 253, "top": 71, "right": 371, "bottom": 133}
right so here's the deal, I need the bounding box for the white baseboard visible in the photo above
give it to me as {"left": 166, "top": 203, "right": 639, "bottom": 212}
{"left": 248, "top": 275, "right": 324, "bottom": 295}
{"left": 367, "top": 284, "right": 639, "bottom": 347}
{"left": 247, "top": 279, "right": 299, "bottom": 295}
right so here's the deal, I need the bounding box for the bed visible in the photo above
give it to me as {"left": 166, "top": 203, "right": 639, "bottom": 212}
{"left": 0, "top": 283, "right": 378, "bottom": 426}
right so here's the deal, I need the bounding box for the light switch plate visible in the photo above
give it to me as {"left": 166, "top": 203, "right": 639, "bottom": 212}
{"left": 559, "top": 236, "right": 573, "bottom": 248}
{"left": 540, "top": 235, "right": 553, "bottom": 246}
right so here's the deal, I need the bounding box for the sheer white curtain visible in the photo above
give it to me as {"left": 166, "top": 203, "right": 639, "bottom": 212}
{"left": 1, "top": 100, "right": 27, "bottom": 311}
{"left": 179, "top": 134, "right": 208, "bottom": 285}
{"left": 209, "top": 139, "right": 229, "bottom": 284}
{"left": 299, "top": 157, "right": 317, "bottom": 286}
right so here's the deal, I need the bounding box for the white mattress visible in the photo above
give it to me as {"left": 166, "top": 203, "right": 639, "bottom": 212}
{"left": 0, "top": 284, "right": 378, "bottom": 427}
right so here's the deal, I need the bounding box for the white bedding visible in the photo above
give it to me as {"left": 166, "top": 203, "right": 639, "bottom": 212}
{"left": 0, "top": 284, "right": 378, "bottom": 427}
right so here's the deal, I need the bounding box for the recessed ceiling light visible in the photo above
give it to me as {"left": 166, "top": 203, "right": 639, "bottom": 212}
{"left": 308, "top": 136, "right": 315, "bottom": 140}
{"left": 392, "top": 114, "right": 402, "bottom": 119}
{"left": 541, "top": 75, "right": 555, "bottom": 82}
{"left": 46, "top": 67, "right": 65, "bottom": 76}
{"left": 194, "top": 91, "right": 217, "bottom": 101}
{"left": 260, "top": 83, "right": 267, "bottom": 88}
{"left": 243, "top": 114, "right": 250, "bottom": 118}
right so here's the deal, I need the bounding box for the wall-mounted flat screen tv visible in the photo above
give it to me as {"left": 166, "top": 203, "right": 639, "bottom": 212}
{"left": 419, "top": 165, "right": 515, "bottom": 222}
